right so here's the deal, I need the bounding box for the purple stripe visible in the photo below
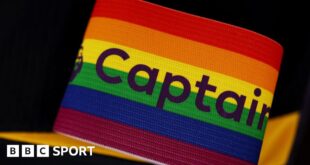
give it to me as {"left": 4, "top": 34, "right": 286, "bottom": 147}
{"left": 54, "top": 108, "right": 253, "bottom": 165}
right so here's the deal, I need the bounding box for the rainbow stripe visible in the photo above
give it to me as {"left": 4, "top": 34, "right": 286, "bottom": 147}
{"left": 54, "top": 0, "right": 283, "bottom": 164}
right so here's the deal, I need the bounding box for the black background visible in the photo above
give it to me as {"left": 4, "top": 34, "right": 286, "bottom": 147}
{"left": 0, "top": 0, "right": 309, "bottom": 130}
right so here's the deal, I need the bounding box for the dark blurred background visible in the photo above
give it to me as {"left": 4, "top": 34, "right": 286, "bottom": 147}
{"left": 0, "top": 0, "right": 309, "bottom": 164}
{"left": 1, "top": 0, "right": 309, "bottom": 130}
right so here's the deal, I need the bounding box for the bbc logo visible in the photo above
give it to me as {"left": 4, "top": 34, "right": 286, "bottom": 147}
{"left": 7, "top": 145, "right": 49, "bottom": 158}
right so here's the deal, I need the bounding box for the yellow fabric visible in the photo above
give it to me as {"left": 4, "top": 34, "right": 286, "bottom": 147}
{"left": 0, "top": 111, "right": 300, "bottom": 164}
{"left": 259, "top": 111, "right": 299, "bottom": 165}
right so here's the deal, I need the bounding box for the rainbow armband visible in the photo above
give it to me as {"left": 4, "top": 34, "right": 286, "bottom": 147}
{"left": 54, "top": 0, "right": 283, "bottom": 164}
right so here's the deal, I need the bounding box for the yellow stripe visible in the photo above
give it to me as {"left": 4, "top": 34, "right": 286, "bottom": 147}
{"left": 82, "top": 39, "right": 273, "bottom": 114}
{"left": 0, "top": 132, "right": 144, "bottom": 162}
{"left": 85, "top": 17, "right": 278, "bottom": 93}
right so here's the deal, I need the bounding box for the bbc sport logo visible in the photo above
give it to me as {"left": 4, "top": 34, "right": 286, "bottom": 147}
{"left": 6, "top": 144, "right": 95, "bottom": 158}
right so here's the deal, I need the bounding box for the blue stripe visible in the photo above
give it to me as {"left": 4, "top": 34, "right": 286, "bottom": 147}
{"left": 61, "top": 85, "right": 261, "bottom": 163}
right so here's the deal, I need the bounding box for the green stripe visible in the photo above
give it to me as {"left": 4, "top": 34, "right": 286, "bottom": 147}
{"left": 70, "top": 62, "right": 267, "bottom": 139}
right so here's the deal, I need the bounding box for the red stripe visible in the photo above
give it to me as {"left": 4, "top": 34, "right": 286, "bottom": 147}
{"left": 54, "top": 108, "right": 253, "bottom": 165}
{"left": 91, "top": 0, "right": 283, "bottom": 70}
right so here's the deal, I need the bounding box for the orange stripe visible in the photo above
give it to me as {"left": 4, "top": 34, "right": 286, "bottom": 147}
{"left": 84, "top": 17, "right": 278, "bottom": 92}
{"left": 92, "top": 0, "right": 283, "bottom": 70}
